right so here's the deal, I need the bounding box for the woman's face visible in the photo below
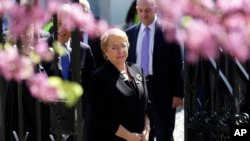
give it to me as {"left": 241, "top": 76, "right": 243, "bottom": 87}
{"left": 104, "top": 35, "right": 128, "bottom": 66}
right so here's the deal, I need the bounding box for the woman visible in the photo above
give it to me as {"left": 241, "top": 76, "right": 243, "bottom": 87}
{"left": 85, "top": 28, "right": 150, "bottom": 141}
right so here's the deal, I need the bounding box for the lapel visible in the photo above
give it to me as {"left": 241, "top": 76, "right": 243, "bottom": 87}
{"left": 126, "top": 64, "right": 144, "bottom": 99}
{"left": 133, "top": 24, "right": 140, "bottom": 48}
{"left": 102, "top": 61, "right": 145, "bottom": 101}
{"left": 105, "top": 62, "right": 144, "bottom": 98}
{"left": 127, "top": 65, "right": 144, "bottom": 93}
{"left": 152, "top": 22, "right": 165, "bottom": 67}
{"left": 104, "top": 61, "right": 133, "bottom": 95}
{"left": 129, "top": 24, "right": 140, "bottom": 62}
{"left": 153, "top": 22, "right": 162, "bottom": 48}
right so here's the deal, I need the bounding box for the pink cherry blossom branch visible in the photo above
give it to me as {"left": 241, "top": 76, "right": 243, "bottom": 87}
{"left": 0, "top": 1, "right": 110, "bottom": 103}
{"left": 157, "top": 0, "right": 250, "bottom": 63}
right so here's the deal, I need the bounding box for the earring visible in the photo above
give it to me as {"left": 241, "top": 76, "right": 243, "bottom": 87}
{"left": 103, "top": 54, "right": 108, "bottom": 60}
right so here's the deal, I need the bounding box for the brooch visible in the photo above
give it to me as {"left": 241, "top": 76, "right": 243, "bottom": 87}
{"left": 136, "top": 74, "right": 142, "bottom": 81}
{"left": 135, "top": 80, "right": 142, "bottom": 86}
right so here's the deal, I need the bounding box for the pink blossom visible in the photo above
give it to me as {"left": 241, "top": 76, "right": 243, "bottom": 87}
{"left": 157, "top": 0, "right": 187, "bottom": 24}
{"left": 157, "top": 0, "right": 250, "bottom": 62}
{"left": 0, "top": 47, "right": 34, "bottom": 81}
{"left": 181, "top": 19, "right": 218, "bottom": 59}
{"left": 243, "top": 0, "right": 250, "bottom": 13}
{"left": 222, "top": 13, "right": 246, "bottom": 32}
{"left": 57, "top": 3, "right": 109, "bottom": 38}
{"left": 27, "top": 73, "right": 60, "bottom": 103}
{"left": 216, "top": 0, "right": 244, "bottom": 13}
{"left": 7, "top": 4, "right": 50, "bottom": 38}
{"left": 47, "top": 0, "right": 60, "bottom": 14}
{"left": 0, "top": 47, "right": 20, "bottom": 79}
{"left": 163, "top": 24, "right": 177, "bottom": 43}
{"left": 8, "top": 4, "right": 30, "bottom": 38}
{"left": 0, "top": 0, "right": 13, "bottom": 11}
{"left": 185, "top": 50, "right": 199, "bottom": 64}
{"left": 30, "top": 5, "right": 51, "bottom": 31}
{"left": 88, "top": 20, "right": 110, "bottom": 38}
{"left": 0, "top": 3, "right": 3, "bottom": 17}
{"left": 2, "top": 0, "right": 250, "bottom": 104}
{"left": 34, "top": 40, "right": 54, "bottom": 62}
{"left": 221, "top": 33, "right": 250, "bottom": 62}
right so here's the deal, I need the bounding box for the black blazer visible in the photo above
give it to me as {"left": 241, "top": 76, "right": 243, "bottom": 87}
{"left": 126, "top": 22, "right": 184, "bottom": 107}
{"left": 85, "top": 61, "right": 149, "bottom": 141}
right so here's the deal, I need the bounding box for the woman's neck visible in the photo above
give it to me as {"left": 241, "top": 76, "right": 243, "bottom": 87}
{"left": 115, "top": 63, "right": 127, "bottom": 73}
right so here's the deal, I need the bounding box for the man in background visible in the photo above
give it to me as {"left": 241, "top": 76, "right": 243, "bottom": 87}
{"left": 43, "top": 3, "right": 96, "bottom": 140}
{"left": 126, "top": 0, "right": 184, "bottom": 140}
{"left": 43, "top": 0, "right": 105, "bottom": 68}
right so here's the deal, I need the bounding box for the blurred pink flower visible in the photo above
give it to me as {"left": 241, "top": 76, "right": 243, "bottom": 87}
{"left": 0, "top": 47, "right": 34, "bottom": 81}
{"left": 0, "top": 3, "right": 3, "bottom": 17}
{"left": 221, "top": 33, "right": 249, "bottom": 62}
{"left": 0, "top": 0, "right": 13, "bottom": 12}
{"left": 157, "top": 0, "right": 187, "bottom": 24}
{"left": 57, "top": 3, "right": 109, "bottom": 38}
{"left": 35, "top": 40, "right": 54, "bottom": 62}
{"left": 8, "top": 4, "right": 30, "bottom": 38}
{"left": 182, "top": 19, "right": 218, "bottom": 59}
{"left": 7, "top": 4, "right": 50, "bottom": 38}
{"left": 216, "top": 0, "right": 244, "bottom": 13}
{"left": 30, "top": 5, "right": 50, "bottom": 31}
{"left": 185, "top": 50, "right": 199, "bottom": 63}
{"left": 0, "top": 0, "right": 112, "bottom": 104}
{"left": 157, "top": 0, "right": 250, "bottom": 62}
{"left": 27, "top": 73, "right": 60, "bottom": 103}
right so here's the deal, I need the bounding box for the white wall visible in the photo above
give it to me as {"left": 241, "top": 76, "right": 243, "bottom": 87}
{"left": 97, "top": 0, "right": 134, "bottom": 26}
{"left": 89, "top": 0, "right": 100, "bottom": 19}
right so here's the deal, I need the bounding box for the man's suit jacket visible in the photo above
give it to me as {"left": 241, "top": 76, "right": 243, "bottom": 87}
{"left": 87, "top": 36, "right": 106, "bottom": 69}
{"left": 85, "top": 61, "right": 149, "bottom": 141}
{"left": 41, "top": 36, "right": 96, "bottom": 139}
{"left": 126, "top": 22, "right": 184, "bottom": 108}
{"left": 43, "top": 36, "right": 96, "bottom": 90}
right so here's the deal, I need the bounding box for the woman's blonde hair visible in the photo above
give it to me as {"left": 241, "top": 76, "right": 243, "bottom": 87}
{"left": 100, "top": 28, "right": 130, "bottom": 52}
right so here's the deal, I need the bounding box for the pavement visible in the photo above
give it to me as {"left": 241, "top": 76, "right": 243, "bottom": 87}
{"left": 174, "top": 107, "right": 184, "bottom": 141}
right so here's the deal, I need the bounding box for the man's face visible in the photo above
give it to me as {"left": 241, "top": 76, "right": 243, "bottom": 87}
{"left": 57, "top": 18, "right": 71, "bottom": 44}
{"left": 136, "top": 0, "right": 157, "bottom": 26}
{"left": 21, "top": 25, "right": 34, "bottom": 46}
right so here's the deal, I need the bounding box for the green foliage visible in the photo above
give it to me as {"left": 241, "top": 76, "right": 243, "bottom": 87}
{"left": 52, "top": 41, "right": 67, "bottom": 56}
{"left": 180, "top": 16, "right": 193, "bottom": 28}
{"left": 48, "top": 76, "right": 84, "bottom": 107}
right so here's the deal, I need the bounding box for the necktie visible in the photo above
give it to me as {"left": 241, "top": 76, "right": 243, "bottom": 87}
{"left": 61, "top": 44, "right": 70, "bottom": 80}
{"left": 141, "top": 27, "right": 150, "bottom": 76}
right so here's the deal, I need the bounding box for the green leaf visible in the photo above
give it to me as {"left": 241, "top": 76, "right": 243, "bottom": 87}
{"left": 52, "top": 41, "right": 66, "bottom": 56}
{"left": 3, "top": 43, "right": 12, "bottom": 49}
{"left": 0, "top": 43, "right": 3, "bottom": 50}
{"left": 29, "top": 51, "right": 41, "bottom": 64}
{"left": 47, "top": 76, "right": 65, "bottom": 98}
{"left": 180, "top": 16, "right": 193, "bottom": 28}
{"left": 47, "top": 76, "right": 64, "bottom": 87}
{"left": 62, "top": 81, "right": 84, "bottom": 107}
{"left": 47, "top": 76, "right": 84, "bottom": 107}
